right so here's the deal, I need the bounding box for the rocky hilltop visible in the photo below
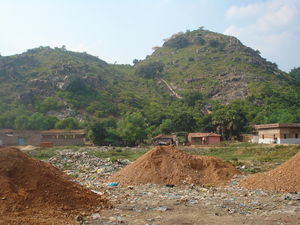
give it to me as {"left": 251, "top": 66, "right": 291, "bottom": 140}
{"left": 137, "top": 29, "right": 290, "bottom": 102}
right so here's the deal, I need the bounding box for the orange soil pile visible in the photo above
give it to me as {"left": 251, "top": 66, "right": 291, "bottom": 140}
{"left": 239, "top": 151, "right": 300, "bottom": 192}
{"left": 109, "top": 146, "right": 240, "bottom": 186}
{"left": 0, "top": 147, "right": 111, "bottom": 225}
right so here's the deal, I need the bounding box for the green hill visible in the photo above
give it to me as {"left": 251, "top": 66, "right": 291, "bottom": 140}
{"left": 136, "top": 28, "right": 292, "bottom": 102}
{"left": 1, "top": 29, "right": 300, "bottom": 144}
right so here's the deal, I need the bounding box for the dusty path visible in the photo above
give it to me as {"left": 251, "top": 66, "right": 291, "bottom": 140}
{"left": 160, "top": 78, "right": 183, "bottom": 99}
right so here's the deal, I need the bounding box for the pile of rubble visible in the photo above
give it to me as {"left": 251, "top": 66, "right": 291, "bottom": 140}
{"left": 49, "top": 150, "right": 130, "bottom": 188}
{"left": 84, "top": 176, "right": 300, "bottom": 225}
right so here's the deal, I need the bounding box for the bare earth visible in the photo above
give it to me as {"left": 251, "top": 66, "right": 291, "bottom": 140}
{"left": 1, "top": 146, "right": 299, "bottom": 224}
{"left": 85, "top": 179, "right": 300, "bottom": 225}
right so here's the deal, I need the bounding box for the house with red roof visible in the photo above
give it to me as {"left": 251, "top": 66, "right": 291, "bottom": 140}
{"left": 187, "top": 133, "right": 221, "bottom": 145}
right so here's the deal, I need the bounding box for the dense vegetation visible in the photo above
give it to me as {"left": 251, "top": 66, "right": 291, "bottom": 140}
{"left": 1, "top": 29, "right": 300, "bottom": 146}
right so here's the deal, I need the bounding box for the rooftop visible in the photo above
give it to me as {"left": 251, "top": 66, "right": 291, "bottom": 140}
{"left": 153, "top": 134, "right": 176, "bottom": 139}
{"left": 41, "top": 129, "right": 85, "bottom": 134}
{"left": 255, "top": 123, "right": 300, "bottom": 129}
{"left": 188, "top": 133, "right": 221, "bottom": 137}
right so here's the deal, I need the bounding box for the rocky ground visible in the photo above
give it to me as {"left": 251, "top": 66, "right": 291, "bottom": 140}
{"left": 46, "top": 148, "right": 300, "bottom": 225}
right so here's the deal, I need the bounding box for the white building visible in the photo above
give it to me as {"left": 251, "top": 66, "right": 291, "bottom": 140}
{"left": 255, "top": 123, "right": 300, "bottom": 144}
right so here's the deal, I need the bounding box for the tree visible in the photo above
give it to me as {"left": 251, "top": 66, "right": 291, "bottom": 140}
{"left": 290, "top": 66, "right": 300, "bottom": 77}
{"left": 64, "top": 76, "right": 89, "bottom": 94}
{"left": 211, "top": 101, "right": 248, "bottom": 139}
{"left": 183, "top": 92, "right": 203, "bottom": 107}
{"left": 55, "top": 118, "right": 80, "bottom": 129}
{"left": 87, "top": 121, "right": 108, "bottom": 145}
{"left": 15, "top": 115, "right": 30, "bottom": 130}
{"left": 117, "top": 112, "right": 148, "bottom": 146}
{"left": 37, "top": 97, "right": 63, "bottom": 113}
{"left": 135, "top": 62, "right": 164, "bottom": 79}
{"left": 172, "top": 112, "right": 197, "bottom": 132}
{"left": 16, "top": 113, "right": 58, "bottom": 130}
{"left": 290, "top": 66, "right": 300, "bottom": 86}
{"left": 132, "top": 59, "right": 139, "bottom": 65}
{"left": 158, "top": 119, "right": 173, "bottom": 134}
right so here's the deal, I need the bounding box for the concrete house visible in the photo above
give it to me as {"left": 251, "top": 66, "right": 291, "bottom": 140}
{"left": 188, "top": 133, "right": 221, "bottom": 145}
{"left": 255, "top": 123, "right": 300, "bottom": 144}
{"left": 0, "top": 129, "right": 85, "bottom": 147}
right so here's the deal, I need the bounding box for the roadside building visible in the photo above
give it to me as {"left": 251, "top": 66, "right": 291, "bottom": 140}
{"left": 255, "top": 123, "right": 300, "bottom": 144}
{"left": 188, "top": 133, "right": 221, "bottom": 145}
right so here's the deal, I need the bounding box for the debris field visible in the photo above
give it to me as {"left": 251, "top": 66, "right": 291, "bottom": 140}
{"left": 0, "top": 145, "right": 300, "bottom": 224}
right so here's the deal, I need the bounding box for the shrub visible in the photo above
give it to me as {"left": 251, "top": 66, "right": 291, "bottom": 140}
{"left": 209, "top": 39, "right": 219, "bottom": 48}
{"left": 135, "top": 62, "right": 164, "bottom": 79}
{"left": 163, "top": 36, "right": 190, "bottom": 49}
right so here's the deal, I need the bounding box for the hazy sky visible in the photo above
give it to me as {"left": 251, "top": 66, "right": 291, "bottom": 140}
{"left": 0, "top": 0, "right": 299, "bottom": 72}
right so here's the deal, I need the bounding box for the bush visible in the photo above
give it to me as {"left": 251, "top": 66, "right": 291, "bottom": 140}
{"left": 163, "top": 36, "right": 190, "bottom": 49}
{"left": 192, "top": 36, "right": 206, "bottom": 45}
{"left": 209, "top": 39, "right": 219, "bottom": 48}
{"left": 55, "top": 118, "right": 80, "bottom": 129}
{"left": 135, "top": 62, "right": 164, "bottom": 79}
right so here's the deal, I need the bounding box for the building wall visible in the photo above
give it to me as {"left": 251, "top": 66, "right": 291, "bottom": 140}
{"left": 41, "top": 134, "right": 85, "bottom": 146}
{"left": 258, "top": 127, "right": 300, "bottom": 144}
{"left": 0, "top": 130, "right": 85, "bottom": 146}
{"left": 258, "top": 138, "right": 275, "bottom": 144}
{"left": 278, "top": 138, "right": 300, "bottom": 144}
{"left": 191, "top": 137, "right": 202, "bottom": 144}
{"left": 187, "top": 134, "right": 193, "bottom": 143}
{"left": 0, "top": 134, "right": 18, "bottom": 146}
{"left": 278, "top": 128, "right": 300, "bottom": 139}
{"left": 239, "top": 134, "right": 253, "bottom": 142}
{"left": 207, "top": 136, "right": 220, "bottom": 144}
{"left": 258, "top": 128, "right": 280, "bottom": 139}
{"left": 252, "top": 136, "right": 259, "bottom": 143}
{"left": 14, "top": 131, "right": 42, "bottom": 146}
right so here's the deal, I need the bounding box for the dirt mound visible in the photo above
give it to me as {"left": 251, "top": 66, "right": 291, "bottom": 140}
{"left": 0, "top": 147, "right": 111, "bottom": 225}
{"left": 239, "top": 151, "right": 300, "bottom": 192}
{"left": 108, "top": 146, "right": 240, "bottom": 186}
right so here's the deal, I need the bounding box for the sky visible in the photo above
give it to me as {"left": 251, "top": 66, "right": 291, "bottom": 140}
{"left": 0, "top": 0, "right": 299, "bottom": 72}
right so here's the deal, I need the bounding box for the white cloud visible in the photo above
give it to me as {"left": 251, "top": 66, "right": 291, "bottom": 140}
{"left": 226, "top": 2, "right": 263, "bottom": 19}
{"left": 223, "top": 25, "right": 239, "bottom": 36}
{"left": 224, "top": 0, "right": 300, "bottom": 71}
{"left": 257, "top": 4, "right": 297, "bottom": 31}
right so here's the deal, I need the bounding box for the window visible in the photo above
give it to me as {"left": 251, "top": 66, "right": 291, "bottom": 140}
{"left": 296, "top": 134, "right": 298, "bottom": 139}
{"left": 284, "top": 134, "right": 287, "bottom": 139}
